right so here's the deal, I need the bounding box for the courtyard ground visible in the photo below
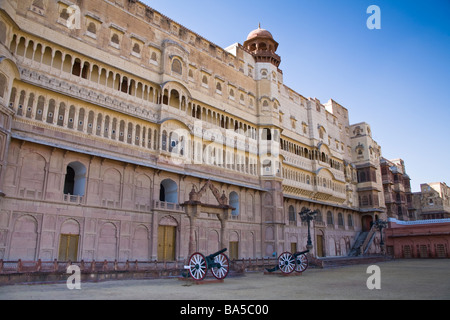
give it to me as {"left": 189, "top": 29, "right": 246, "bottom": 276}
{"left": 0, "top": 259, "right": 448, "bottom": 301}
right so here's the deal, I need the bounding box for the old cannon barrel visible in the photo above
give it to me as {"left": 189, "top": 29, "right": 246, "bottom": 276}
{"left": 293, "top": 250, "right": 310, "bottom": 258}
{"left": 206, "top": 248, "right": 228, "bottom": 260}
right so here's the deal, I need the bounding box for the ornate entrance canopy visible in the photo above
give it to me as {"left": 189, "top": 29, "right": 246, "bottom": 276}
{"left": 181, "top": 180, "right": 234, "bottom": 254}
{"left": 184, "top": 180, "right": 230, "bottom": 208}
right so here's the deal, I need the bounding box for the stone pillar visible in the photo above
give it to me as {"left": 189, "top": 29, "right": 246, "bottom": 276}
{"left": 184, "top": 203, "right": 200, "bottom": 256}
{"left": 0, "top": 104, "right": 13, "bottom": 197}
{"left": 218, "top": 209, "right": 230, "bottom": 250}
{"left": 261, "top": 178, "right": 285, "bottom": 257}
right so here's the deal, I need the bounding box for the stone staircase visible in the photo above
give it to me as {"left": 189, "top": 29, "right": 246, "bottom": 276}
{"left": 348, "top": 225, "right": 377, "bottom": 257}
{"left": 348, "top": 231, "right": 369, "bottom": 257}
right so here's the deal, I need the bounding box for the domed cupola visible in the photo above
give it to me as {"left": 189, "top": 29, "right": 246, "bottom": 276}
{"left": 243, "top": 24, "right": 281, "bottom": 68}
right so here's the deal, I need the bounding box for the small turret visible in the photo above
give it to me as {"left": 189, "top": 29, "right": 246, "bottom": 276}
{"left": 243, "top": 24, "right": 281, "bottom": 68}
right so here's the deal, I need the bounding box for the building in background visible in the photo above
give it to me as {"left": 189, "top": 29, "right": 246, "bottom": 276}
{"left": 0, "top": 0, "right": 388, "bottom": 262}
{"left": 386, "top": 182, "right": 450, "bottom": 259}
{"left": 386, "top": 218, "right": 450, "bottom": 258}
{"left": 380, "top": 158, "right": 414, "bottom": 221}
{"left": 412, "top": 182, "right": 450, "bottom": 220}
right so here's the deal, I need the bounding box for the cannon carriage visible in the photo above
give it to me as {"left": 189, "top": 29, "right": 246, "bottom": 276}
{"left": 266, "top": 250, "right": 310, "bottom": 274}
{"left": 183, "top": 248, "right": 230, "bottom": 281}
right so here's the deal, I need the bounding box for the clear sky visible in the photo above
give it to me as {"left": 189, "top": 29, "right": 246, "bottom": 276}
{"left": 141, "top": 0, "right": 450, "bottom": 192}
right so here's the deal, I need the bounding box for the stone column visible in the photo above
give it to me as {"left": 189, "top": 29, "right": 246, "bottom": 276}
{"left": 184, "top": 203, "right": 200, "bottom": 255}
{"left": 218, "top": 209, "right": 230, "bottom": 250}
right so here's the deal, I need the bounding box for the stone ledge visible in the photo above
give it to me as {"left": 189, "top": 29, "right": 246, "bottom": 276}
{"left": 0, "top": 269, "right": 183, "bottom": 286}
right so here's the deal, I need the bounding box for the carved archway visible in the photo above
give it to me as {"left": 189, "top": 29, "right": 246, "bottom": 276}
{"left": 182, "top": 180, "right": 233, "bottom": 255}
{"left": 186, "top": 180, "right": 229, "bottom": 207}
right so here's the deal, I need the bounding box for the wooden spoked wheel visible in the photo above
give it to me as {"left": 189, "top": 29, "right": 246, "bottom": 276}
{"left": 278, "top": 252, "right": 295, "bottom": 274}
{"left": 295, "top": 253, "right": 309, "bottom": 273}
{"left": 188, "top": 252, "right": 207, "bottom": 281}
{"left": 211, "top": 253, "right": 230, "bottom": 280}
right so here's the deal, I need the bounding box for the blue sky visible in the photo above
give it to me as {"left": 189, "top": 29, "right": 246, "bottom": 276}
{"left": 142, "top": 0, "right": 450, "bottom": 192}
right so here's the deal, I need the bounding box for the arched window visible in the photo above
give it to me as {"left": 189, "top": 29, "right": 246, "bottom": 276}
{"left": 0, "top": 22, "right": 6, "bottom": 46}
{"left": 230, "top": 192, "right": 239, "bottom": 216}
{"left": 262, "top": 128, "right": 272, "bottom": 140}
{"left": 361, "top": 195, "right": 369, "bottom": 206}
{"left": 87, "top": 22, "right": 97, "bottom": 35}
{"left": 161, "top": 130, "right": 167, "bottom": 151}
{"left": 160, "top": 179, "right": 178, "bottom": 203}
{"left": 0, "top": 73, "right": 7, "bottom": 99}
{"left": 171, "top": 59, "right": 182, "bottom": 75}
{"left": 72, "top": 58, "right": 81, "bottom": 77}
{"left": 35, "top": 96, "right": 45, "bottom": 121}
{"left": 347, "top": 214, "right": 353, "bottom": 227}
{"left": 132, "top": 43, "right": 141, "bottom": 54}
{"left": 46, "top": 99, "right": 56, "bottom": 124}
{"left": 288, "top": 205, "right": 296, "bottom": 223}
{"left": 327, "top": 211, "right": 334, "bottom": 225}
{"left": 169, "top": 89, "right": 180, "bottom": 108}
{"left": 63, "top": 162, "right": 87, "bottom": 196}
{"left": 338, "top": 213, "right": 344, "bottom": 226}
{"left": 358, "top": 171, "right": 366, "bottom": 183}
{"left": 169, "top": 131, "right": 179, "bottom": 153}
{"left": 111, "top": 33, "right": 120, "bottom": 45}
{"left": 316, "top": 210, "right": 323, "bottom": 223}
{"left": 318, "top": 126, "right": 326, "bottom": 140}
{"left": 202, "top": 75, "right": 208, "bottom": 86}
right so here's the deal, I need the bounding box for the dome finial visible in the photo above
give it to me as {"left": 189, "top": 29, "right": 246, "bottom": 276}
{"left": 258, "top": 22, "right": 261, "bottom": 29}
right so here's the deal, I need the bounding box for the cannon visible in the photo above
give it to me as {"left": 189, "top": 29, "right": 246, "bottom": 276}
{"left": 266, "top": 250, "right": 310, "bottom": 274}
{"left": 184, "top": 248, "right": 230, "bottom": 281}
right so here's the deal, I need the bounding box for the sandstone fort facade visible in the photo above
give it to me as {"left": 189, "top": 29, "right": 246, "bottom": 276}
{"left": 0, "top": 0, "right": 387, "bottom": 262}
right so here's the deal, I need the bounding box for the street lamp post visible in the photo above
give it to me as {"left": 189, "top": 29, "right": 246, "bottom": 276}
{"left": 299, "top": 208, "right": 317, "bottom": 250}
{"left": 374, "top": 219, "right": 388, "bottom": 254}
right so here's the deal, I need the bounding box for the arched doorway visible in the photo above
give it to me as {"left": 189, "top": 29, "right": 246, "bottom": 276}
{"left": 316, "top": 230, "right": 325, "bottom": 257}
{"left": 229, "top": 231, "right": 239, "bottom": 260}
{"left": 362, "top": 215, "right": 374, "bottom": 232}
{"left": 157, "top": 216, "right": 178, "bottom": 261}
{"left": 58, "top": 219, "right": 80, "bottom": 262}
